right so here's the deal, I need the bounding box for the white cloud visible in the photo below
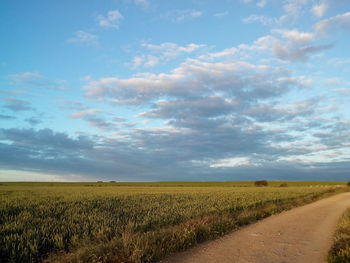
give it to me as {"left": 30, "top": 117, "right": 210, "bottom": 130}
{"left": 267, "top": 27, "right": 334, "bottom": 62}
{"left": 130, "top": 55, "right": 160, "bottom": 68}
{"left": 131, "top": 56, "right": 143, "bottom": 68}
{"left": 0, "top": 169, "right": 76, "bottom": 182}
{"left": 67, "top": 31, "right": 98, "bottom": 46}
{"left": 312, "top": 2, "right": 328, "bottom": 17}
{"left": 328, "top": 58, "right": 350, "bottom": 69}
{"left": 133, "top": 0, "right": 148, "bottom": 6}
{"left": 9, "top": 72, "right": 44, "bottom": 84}
{"left": 143, "top": 55, "right": 159, "bottom": 67}
{"left": 238, "top": 35, "right": 278, "bottom": 53}
{"left": 214, "top": 12, "right": 228, "bottom": 18}
{"left": 273, "top": 29, "right": 315, "bottom": 44}
{"left": 279, "top": 0, "right": 308, "bottom": 24}
{"left": 335, "top": 88, "right": 350, "bottom": 96}
{"left": 243, "top": 0, "right": 309, "bottom": 26}
{"left": 242, "top": 14, "right": 275, "bottom": 26}
{"left": 97, "top": 10, "right": 123, "bottom": 28}
{"left": 162, "top": 10, "right": 203, "bottom": 22}
{"left": 201, "top": 25, "right": 333, "bottom": 64}
{"left": 242, "top": 0, "right": 269, "bottom": 8}
{"left": 8, "top": 72, "right": 65, "bottom": 90}
{"left": 84, "top": 58, "right": 308, "bottom": 104}
{"left": 199, "top": 47, "right": 237, "bottom": 60}
{"left": 324, "top": 77, "right": 345, "bottom": 86}
{"left": 210, "top": 157, "right": 252, "bottom": 168}
{"left": 257, "top": 0, "right": 267, "bottom": 8}
{"left": 130, "top": 42, "right": 205, "bottom": 68}
{"left": 314, "top": 11, "right": 350, "bottom": 36}
{"left": 69, "top": 109, "right": 102, "bottom": 119}
{"left": 142, "top": 42, "right": 205, "bottom": 58}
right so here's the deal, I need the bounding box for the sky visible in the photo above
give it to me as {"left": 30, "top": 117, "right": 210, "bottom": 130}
{"left": 0, "top": 0, "right": 350, "bottom": 182}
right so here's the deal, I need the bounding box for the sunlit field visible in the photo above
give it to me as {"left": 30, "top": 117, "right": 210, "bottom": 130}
{"left": 0, "top": 182, "right": 347, "bottom": 263}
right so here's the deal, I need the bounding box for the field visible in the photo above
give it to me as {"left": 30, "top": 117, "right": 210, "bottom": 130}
{"left": 328, "top": 208, "right": 350, "bottom": 263}
{"left": 0, "top": 182, "right": 347, "bottom": 263}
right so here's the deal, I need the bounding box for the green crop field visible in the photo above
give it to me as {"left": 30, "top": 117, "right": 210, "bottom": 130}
{"left": 0, "top": 182, "right": 347, "bottom": 263}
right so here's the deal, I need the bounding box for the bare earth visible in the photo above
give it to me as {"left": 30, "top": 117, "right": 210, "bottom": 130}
{"left": 162, "top": 192, "right": 350, "bottom": 263}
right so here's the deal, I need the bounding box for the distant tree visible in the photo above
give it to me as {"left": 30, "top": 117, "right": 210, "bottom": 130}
{"left": 279, "top": 183, "right": 288, "bottom": 187}
{"left": 347, "top": 181, "right": 350, "bottom": 187}
{"left": 254, "top": 180, "right": 268, "bottom": 187}
{"left": 109, "top": 181, "right": 116, "bottom": 183}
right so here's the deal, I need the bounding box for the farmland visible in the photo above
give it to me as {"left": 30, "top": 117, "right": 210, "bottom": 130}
{"left": 0, "top": 182, "right": 347, "bottom": 263}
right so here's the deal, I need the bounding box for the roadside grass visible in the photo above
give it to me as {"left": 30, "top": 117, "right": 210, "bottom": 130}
{"left": 328, "top": 208, "right": 350, "bottom": 263}
{"left": 0, "top": 182, "right": 347, "bottom": 263}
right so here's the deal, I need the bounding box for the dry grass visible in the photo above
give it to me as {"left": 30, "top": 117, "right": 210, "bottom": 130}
{"left": 328, "top": 208, "right": 350, "bottom": 263}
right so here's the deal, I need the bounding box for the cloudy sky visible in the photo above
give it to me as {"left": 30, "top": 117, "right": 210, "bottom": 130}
{"left": 0, "top": 0, "right": 350, "bottom": 182}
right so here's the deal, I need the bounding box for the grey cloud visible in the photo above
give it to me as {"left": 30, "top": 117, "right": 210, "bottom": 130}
{"left": 3, "top": 98, "right": 34, "bottom": 112}
{"left": 1, "top": 125, "right": 349, "bottom": 181}
{"left": 132, "top": 116, "right": 287, "bottom": 162}
{"left": 25, "top": 117, "right": 42, "bottom": 126}
{"left": 86, "top": 117, "right": 117, "bottom": 131}
{"left": 59, "top": 100, "right": 89, "bottom": 111}
{"left": 245, "top": 99, "right": 317, "bottom": 122}
{"left": 273, "top": 43, "right": 333, "bottom": 62}
{"left": 67, "top": 107, "right": 133, "bottom": 131}
{"left": 80, "top": 57, "right": 342, "bottom": 181}
{"left": 139, "top": 96, "right": 239, "bottom": 119}
{"left": 0, "top": 128, "right": 191, "bottom": 180}
{"left": 0, "top": 114, "right": 16, "bottom": 120}
{"left": 113, "top": 117, "right": 136, "bottom": 128}
{"left": 139, "top": 95, "right": 316, "bottom": 125}
{"left": 9, "top": 72, "right": 45, "bottom": 86}
{"left": 0, "top": 128, "right": 93, "bottom": 150}
{"left": 313, "top": 121, "right": 350, "bottom": 148}
{"left": 8, "top": 72, "right": 66, "bottom": 90}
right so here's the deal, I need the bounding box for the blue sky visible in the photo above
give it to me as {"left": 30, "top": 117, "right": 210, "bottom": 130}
{"left": 0, "top": 0, "right": 350, "bottom": 181}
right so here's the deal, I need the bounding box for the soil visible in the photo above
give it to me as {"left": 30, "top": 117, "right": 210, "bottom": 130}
{"left": 162, "top": 192, "right": 350, "bottom": 263}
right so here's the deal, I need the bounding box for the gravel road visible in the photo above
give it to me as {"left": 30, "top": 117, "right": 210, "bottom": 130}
{"left": 162, "top": 192, "right": 350, "bottom": 263}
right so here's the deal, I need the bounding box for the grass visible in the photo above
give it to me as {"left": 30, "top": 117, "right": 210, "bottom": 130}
{"left": 328, "top": 208, "right": 350, "bottom": 263}
{"left": 0, "top": 182, "right": 347, "bottom": 263}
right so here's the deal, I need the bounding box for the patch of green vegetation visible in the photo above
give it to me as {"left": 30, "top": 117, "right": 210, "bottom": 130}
{"left": 0, "top": 183, "right": 347, "bottom": 263}
{"left": 328, "top": 208, "right": 350, "bottom": 263}
{"left": 254, "top": 180, "right": 268, "bottom": 187}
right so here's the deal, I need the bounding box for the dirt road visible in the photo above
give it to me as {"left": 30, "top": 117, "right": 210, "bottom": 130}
{"left": 162, "top": 192, "right": 350, "bottom": 263}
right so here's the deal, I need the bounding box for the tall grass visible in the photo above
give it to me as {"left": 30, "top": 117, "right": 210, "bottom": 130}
{"left": 0, "top": 183, "right": 345, "bottom": 263}
{"left": 328, "top": 208, "right": 350, "bottom": 263}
